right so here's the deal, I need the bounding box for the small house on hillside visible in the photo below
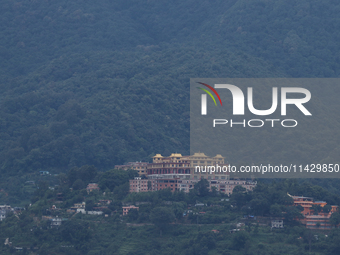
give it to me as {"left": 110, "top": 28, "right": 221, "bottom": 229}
{"left": 122, "top": 205, "right": 139, "bottom": 215}
{"left": 87, "top": 183, "right": 100, "bottom": 193}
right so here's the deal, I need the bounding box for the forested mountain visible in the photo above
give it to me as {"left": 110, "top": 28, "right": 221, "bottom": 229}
{"left": 1, "top": 1, "right": 340, "bottom": 254}
{"left": 0, "top": 0, "right": 339, "bottom": 175}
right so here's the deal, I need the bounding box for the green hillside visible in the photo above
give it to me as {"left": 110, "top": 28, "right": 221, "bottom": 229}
{"left": 1, "top": 1, "right": 340, "bottom": 254}
{"left": 1, "top": 170, "right": 340, "bottom": 255}
{"left": 0, "top": 0, "right": 339, "bottom": 175}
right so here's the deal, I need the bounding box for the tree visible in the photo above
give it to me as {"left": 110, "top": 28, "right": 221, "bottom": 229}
{"left": 34, "top": 181, "right": 49, "bottom": 198}
{"left": 285, "top": 207, "right": 303, "bottom": 225}
{"left": 59, "top": 220, "right": 91, "bottom": 250}
{"left": 322, "top": 204, "right": 332, "bottom": 214}
{"left": 99, "top": 169, "right": 138, "bottom": 191}
{"left": 312, "top": 204, "right": 322, "bottom": 215}
{"left": 210, "top": 186, "right": 218, "bottom": 197}
{"left": 327, "top": 229, "right": 340, "bottom": 253}
{"left": 85, "top": 199, "right": 95, "bottom": 211}
{"left": 330, "top": 212, "right": 340, "bottom": 227}
{"left": 194, "top": 178, "right": 209, "bottom": 197}
{"left": 127, "top": 208, "right": 139, "bottom": 221}
{"left": 250, "top": 197, "right": 269, "bottom": 216}
{"left": 304, "top": 230, "right": 315, "bottom": 253}
{"left": 270, "top": 204, "right": 283, "bottom": 217}
{"left": 149, "top": 207, "right": 175, "bottom": 236}
{"left": 231, "top": 231, "right": 250, "bottom": 250}
{"left": 67, "top": 167, "right": 79, "bottom": 187}
{"left": 233, "top": 186, "right": 247, "bottom": 193}
{"left": 78, "top": 165, "right": 97, "bottom": 183}
{"left": 196, "top": 232, "right": 216, "bottom": 250}
{"left": 72, "top": 179, "right": 85, "bottom": 190}
{"left": 231, "top": 186, "right": 249, "bottom": 209}
{"left": 113, "top": 183, "right": 130, "bottom": 200}
{"left": 67, "top": 165, "right": 98, "bottom": 187}
{"left": 172, "top": 202, "right": 186, "bottom": 222}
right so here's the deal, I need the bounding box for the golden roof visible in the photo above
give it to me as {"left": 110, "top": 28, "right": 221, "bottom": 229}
{"left": 191, "top": 152, "right": 208, "bottom": 157}
{"left": 169, "top": 153, "right": 182, "bottom": 157}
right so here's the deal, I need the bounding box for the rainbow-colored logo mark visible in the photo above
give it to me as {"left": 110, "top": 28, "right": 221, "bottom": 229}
{"left": 197, "top": 82, "right": 222, "bottom": 115}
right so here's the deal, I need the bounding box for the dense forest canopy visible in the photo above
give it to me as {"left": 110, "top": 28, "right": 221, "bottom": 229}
{"left": 0, "top": 0, "right": 339, "bottom": 175}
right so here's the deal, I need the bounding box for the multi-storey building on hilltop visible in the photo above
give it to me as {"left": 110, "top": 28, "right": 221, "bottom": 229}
{"left": 189, "top": 152, "right": 228, "bottom": 180}
{"left": 289, "top": 193, "right": 339, "bottom": 229}
{"left": 128, "top": 153, "right": 256, "bottom": 195}
{"left": 147, "top": 152, "right": 229, "bottom": 180}
{"left": 147, "top": 153, "right": 191, "bottom": 179}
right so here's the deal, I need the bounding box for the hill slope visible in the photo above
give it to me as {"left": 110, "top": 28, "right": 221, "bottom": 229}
{"left": 0, "top": 0, "right": 339, "bottom": 175}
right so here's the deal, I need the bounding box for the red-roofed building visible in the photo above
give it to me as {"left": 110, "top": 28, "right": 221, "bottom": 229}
{"left": 288, "top": 193, "right": 339, "bottom": 229}
{"left": 86, "top": 183, "right": 100, "bottom": 193}
{"left": 122, "top": 205, "right": 139, "bottom": 216}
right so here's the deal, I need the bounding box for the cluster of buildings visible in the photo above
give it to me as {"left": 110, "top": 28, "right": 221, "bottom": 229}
{"left": 289, "top": 193, "right": 339, "bottom": 229}
{"left": 0, "top": 205, "right": 24, "bottom": 221}
{"left": 0, "top": 205, "right": 11, "bottom": 221}
{"left": 129, "top": 178, "right": 255, "bottom": 196}
{"left": 41, "top": 216, "right": 68, "bottom": 228}
{"left": 66, "top": 200, "right": 112, "bottom": 216}
{"left": 116, "top": 152, "right": 256, "bottom": 195}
